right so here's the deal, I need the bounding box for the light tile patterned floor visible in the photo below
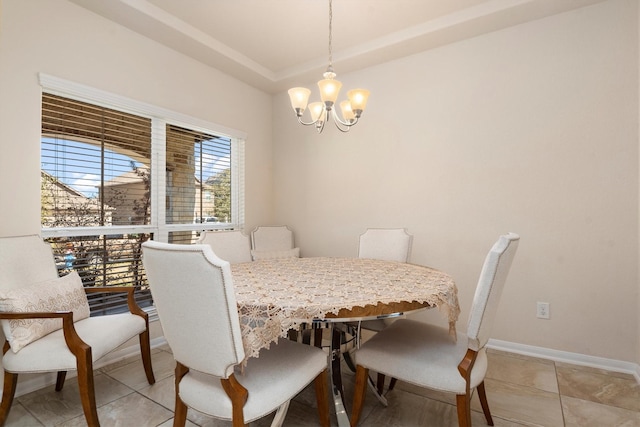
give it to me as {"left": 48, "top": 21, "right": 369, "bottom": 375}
{"left": 4, "top": 346, "right": 640, "bottom": 426}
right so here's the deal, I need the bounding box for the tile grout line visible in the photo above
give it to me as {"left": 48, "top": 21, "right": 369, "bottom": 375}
{"left": 554, "top": 361, "right": 568, "bottom": 427}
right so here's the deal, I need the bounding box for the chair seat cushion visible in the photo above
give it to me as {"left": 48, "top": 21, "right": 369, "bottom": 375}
{"left": 2, "top": 313, "right": 146, "bottom": 373}
{"left": 178, "top": 338, "right": 326, "bottom": 423}
{"left": 0, "top": 272, "right": 90, "bottom": 353}
{"left": 354, "top": 318, "right": 487, "bottom": 394}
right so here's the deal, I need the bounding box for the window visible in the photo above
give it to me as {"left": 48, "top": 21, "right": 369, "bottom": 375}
{"left": 40, "top": 74, "right": 245, "bottom": 314}
{"left": 164, "top": 125, "right": 233, "bottom": 244}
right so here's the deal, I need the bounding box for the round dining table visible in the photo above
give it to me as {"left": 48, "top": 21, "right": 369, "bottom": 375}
{"left": 230, "top": 257, "right": 460, "bottom": 426}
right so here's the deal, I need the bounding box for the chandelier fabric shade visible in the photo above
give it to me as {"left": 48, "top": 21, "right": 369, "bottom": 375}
{"left": 287, "top": 0, "right": 370, "bottom": 133}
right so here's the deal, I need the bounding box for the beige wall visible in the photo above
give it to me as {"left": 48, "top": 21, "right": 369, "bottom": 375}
{"left": 637, "top": 0, "right": 640, "bottom": 366}
{"left": 0, "top": 0, "right": 275, "bottom": 238}
{"left": 272, "top": 0, "right": 639, "bottom": 363}
{"left": 637, "top": 0, "right": 640, "bottom": 367}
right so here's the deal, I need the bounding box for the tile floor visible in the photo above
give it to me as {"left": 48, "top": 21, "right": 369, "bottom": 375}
{"left": 4, "top": 345, "right": 640, "bottom": 426}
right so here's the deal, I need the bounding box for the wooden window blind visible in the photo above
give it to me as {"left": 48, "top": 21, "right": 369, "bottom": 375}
{"left": 164, "top": 124, "right": 232, "bottom": 245}
{"left": 41, "top": 93, "right": 153, "bottom": 314}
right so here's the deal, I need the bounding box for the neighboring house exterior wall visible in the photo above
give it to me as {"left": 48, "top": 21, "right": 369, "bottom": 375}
{"left": 194, "top": 182, "right": 216, "bottom": 221}
{"left": 40, "top": 171, "right": 111, "bottom": 227}
{"left": 101, "top": 174, "right": 148, "bottom": 226}
{"left": 101, "top": 170, "right": 214, "bottom": 226}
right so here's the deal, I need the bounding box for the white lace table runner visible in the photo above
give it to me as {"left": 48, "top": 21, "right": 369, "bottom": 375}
{"left": 231, "top": 257, "right": 460, "bottom": 361}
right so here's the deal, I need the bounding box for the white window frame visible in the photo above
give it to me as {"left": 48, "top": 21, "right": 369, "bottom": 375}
{"left": 39, "top": 73, "right": 246, "bottom": 243}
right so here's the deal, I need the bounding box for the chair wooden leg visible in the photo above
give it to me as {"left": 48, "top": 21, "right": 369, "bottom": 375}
{"left": 173, "top": 362, "right": 189, "bottom": 427}
{"left": 314, "top": 329, "right": 323, "bottom": 348}
{"left": 388, "top": 377, "right": 398, "bottom": 391}
{"left": 139, "top": 331, "right": 156, "bottom": 385}
{"left": 476, "top": 381, "right": 494, "bottom": 426}
{"left": 55, "top": 371, "right": 67, "bottom": 391}
{"left": 0, "top": 370, "right": 18, "bottom": 425}
{"left": 221, "top": 374, "right": 249, "bottom": 427}
{"left": 314, "top": 370, "right": 330, "bottom": 427}
{"left": 376, "top": 373, "right": 385, "bottom": 394}
{"left": 350, "top": 366, "right": 369, "bottom": 427}
{"left": 301, "top": 329, "right": 311, "bottom": 345}
{"left": 455, "top": 393, "right": 472, "bottom": 427}
{"left": 456, "top": 349, "right": 478, "bottom": 427}
{"left": 76, "top": 350, "right": 99, "bottom": 427}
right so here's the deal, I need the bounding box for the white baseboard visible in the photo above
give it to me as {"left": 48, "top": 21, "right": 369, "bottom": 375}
{"left": 488, "top": 339, "right": 640, "bottom": 384}
{"left": 12, "top": 336, "right": 168, "bottom": 398}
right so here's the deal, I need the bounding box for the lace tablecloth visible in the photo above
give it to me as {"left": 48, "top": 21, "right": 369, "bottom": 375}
{"left": 230, "top": 257, "right": 460, "bottom": 361}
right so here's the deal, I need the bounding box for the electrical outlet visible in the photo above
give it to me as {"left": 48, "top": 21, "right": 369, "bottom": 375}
{"left": 537, "top": 302, "right": 550, "bottom": 319}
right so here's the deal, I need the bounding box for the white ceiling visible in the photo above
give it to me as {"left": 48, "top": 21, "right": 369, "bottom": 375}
{"left": 69, "top": 0, "right": 606, "bottom": 93}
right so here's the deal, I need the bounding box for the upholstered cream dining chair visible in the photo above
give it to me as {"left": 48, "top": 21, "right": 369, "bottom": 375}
{"left": 141, "top": 241, "right": 330, "bottom": 427}
{"left": 351, "top": 233, "right": 520, "bottom": 427}
{"left": 197, "top": 230, "right": 252, "bottom": 264}
{"left": 357, "top": 228, "right": 413, "bottom": 333}
{"left": 350, "top": 228, "right": 413, "bottom": 385}
{"left": 0, "top": 235, "right": 155, "bottom": 427}
{"left": 250, "top": 225, "right": 300, "bottom": 260}
{"left": 358, "top": 228, "right": 413, "bottom": 264}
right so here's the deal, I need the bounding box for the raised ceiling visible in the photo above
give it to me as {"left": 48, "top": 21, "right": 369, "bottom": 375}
{"left": 69, "top": 0, "right": 606, "bottom": 93}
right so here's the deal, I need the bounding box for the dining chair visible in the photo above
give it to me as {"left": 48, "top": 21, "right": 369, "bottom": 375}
{"left": 197, "top": 230, "right": 252, "bottom": 264}
{"left": 358, "top": 228, "right": 413, "bottom": 264}
{"left": 141, "top": 241, "right": 330, "bottom": 427}
{"left": 0, "top": 235, "right": 155, "bottom": 427}
{"left": 350, "top": 228, "right": 413, "bottom": 384}
{"left": 250, "top": 225, "right": 299, "bottom": 260}
{"left": 357, "top": 228, "right": 413, "bottom": 333}
{"left": 251, "top": 225, "right": 308, "bottom": 343}
{"left": 351, "top": 232, "right": 520, "bottom": 427}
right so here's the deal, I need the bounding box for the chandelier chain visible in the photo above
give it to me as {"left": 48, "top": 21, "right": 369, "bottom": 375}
{"left": 328, "top": 0, "right": 333, "bottom": 68}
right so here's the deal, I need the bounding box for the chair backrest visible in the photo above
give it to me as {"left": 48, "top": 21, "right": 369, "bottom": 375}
{"left": 142, "top": 241, "right": 245, "bottom": 377}
{"left": 197, "top": 230, "right": 252, "bottom": 264}
{"left": 251, "top": 225, "right": 294, "bottom": 251}
{"left": 358, "top": 228, "right": 413, "bottom": 263}
{"left": 0, "top": 235, "right": 59, "bottom": 292}
{"left": 466, "top": 232, "right": 519, "bottom": 351}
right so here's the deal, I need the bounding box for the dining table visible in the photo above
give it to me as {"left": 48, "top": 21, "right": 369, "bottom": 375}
{"left": 230, "top": 256, "right": 460, "bottom": 427}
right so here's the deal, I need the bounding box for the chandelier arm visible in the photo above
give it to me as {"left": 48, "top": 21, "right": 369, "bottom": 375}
{"left": 296, "top": 115, "right": 321, "bottom": 127}
{"left": 296, "top": 103, "right": 327, "bottom": 127}
{"left": 330, "top": 108, "right": 358, "bottom": 127}
{"left": 329, "top": 110, "right": 351, "bottom": 132}
{"left": 333, "top": 121, "right": 351, "bottom": 133}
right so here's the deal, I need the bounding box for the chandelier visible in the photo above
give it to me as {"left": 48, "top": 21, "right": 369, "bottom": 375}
{"left": 287, "top": 0, "right": 370, "bottom": 133}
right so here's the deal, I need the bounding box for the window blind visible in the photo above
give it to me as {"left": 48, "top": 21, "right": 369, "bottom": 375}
{"left": 41, "top": 93, "right": 154, "bottom": 314}
{"left": 164, "top": 124, "right": 236, "bottom": 245}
